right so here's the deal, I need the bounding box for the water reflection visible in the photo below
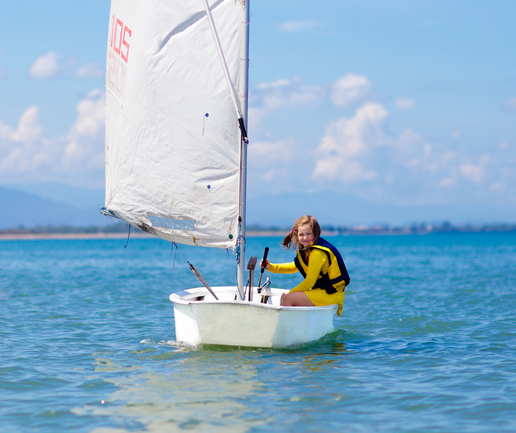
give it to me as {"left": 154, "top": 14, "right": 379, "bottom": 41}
{"left": 78, "top": 348, "right": 273, "bottom": 433}
{"left": 70, "top": 328, "right": 362, "bottom": 432}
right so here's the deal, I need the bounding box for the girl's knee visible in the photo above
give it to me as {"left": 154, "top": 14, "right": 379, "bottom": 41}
{"left": 281, "top": 293, "right": 292, "bottom": 306}
{"left": 282, "top": 292, "right": 310, "bottom": 307}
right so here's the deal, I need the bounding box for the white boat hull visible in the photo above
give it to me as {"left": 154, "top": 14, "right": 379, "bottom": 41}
{"left": 169, "top": 286, "right": 337, "bottom": 348}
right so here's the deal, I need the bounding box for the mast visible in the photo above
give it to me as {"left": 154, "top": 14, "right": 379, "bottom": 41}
{"left": 237, "top": 0, "right": 250, "bottom": 299}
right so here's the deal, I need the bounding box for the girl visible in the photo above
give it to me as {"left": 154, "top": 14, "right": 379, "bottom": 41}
{"left": 262, "top": 215, "right": 350, "bottom": 316}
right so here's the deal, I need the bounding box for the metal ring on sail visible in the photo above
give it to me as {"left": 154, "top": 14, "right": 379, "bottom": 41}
{"left": 201, "top": 0, "right": 248, "bottom": 142}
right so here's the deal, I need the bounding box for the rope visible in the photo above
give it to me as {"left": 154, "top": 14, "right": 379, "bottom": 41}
{"left": 170, "top": 242, "right": 219, "bottom": 300}
{"left": 226, "top": 248, "right": 239, "bottom": 287}
{"left": 170, "top": 243, "right": 179, "bottom": 273}
{"left": 171, "top": 242, "right": 190, "bottom": 265}
{"left": 123, "top": 224, "right": 131, "bottom": 248}
{"left": 201, "top": 0, "right": 248, "bottom": 142}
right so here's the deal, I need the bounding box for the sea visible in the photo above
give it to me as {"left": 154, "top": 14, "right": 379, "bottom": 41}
{"left": 1, "top": 232, "right": 515, "bottom": 433}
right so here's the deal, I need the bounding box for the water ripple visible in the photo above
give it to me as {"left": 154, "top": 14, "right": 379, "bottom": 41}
{"left": 1, "top": 234, "right": 516, "bottom": 432}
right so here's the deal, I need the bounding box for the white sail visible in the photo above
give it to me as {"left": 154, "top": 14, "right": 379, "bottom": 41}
{"left": 104, "top": 0, "right": 243, "bottom": 248}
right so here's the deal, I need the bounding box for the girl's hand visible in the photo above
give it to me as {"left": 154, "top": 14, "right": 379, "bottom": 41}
{"left": 260, "top": 259, "right": 270, "bottom": 270}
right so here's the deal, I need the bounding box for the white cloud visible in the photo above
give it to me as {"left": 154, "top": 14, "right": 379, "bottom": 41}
{"left": 254, "top": 77, "right": 324, "bottom": 109}
{"left": 279, "top": 20, "right": 320, "bottom": 33}
{"left": 2, "top": 67, "right": 514, "bottom": 208}
{"left": 0, "top": 120, "right": 11, "bottom": 141}
{"left": 0, "top": 90, "right": 105, "bottom": 186}
{"left": 63, "top": 90, "right": 105, "bottom": 171}
{"left": 439, "top": 176, "right": 455, "bottom": 187}
{"left": 30, "top": 51, "right": 60, "bottom": 78}
{"left": 256, "top": 79, "right": 290, "bottom": 90}
{"left": 308, "top": 99, "right": 516, "bottom": 205}
{"left": 75, "top": 62, "right": 104, "bottom": 79}
{"left": 30, "top": 52, "right": 104, "bottom": 80}
{"left": 490, "top": 181, "right": 506, "bottom": 192}
{"left": 246, "top": 136, "right": 320, "bottom": 192}
{"left": 249, "top": 139, "right": 291, "bottom": 160}
{"left": 0, "top": 106, "right": 55, "bottom": 175}
{"left": 246, "top": 72, "right": 516, "bottom": 207}
{"left": 249, "top": 76, "right": 324, "bottom": 134}
{"left": 459, "top": 155, "right": 490, "bottom": 184}
{"left": 313, "top": 103, "right": 389, "bottom": 183}
{"left": 502, "top": 96, "right": 516, "bottom": 111}
{"left": 330, "top": 74, "right": 372, "bottom": 109}
{"left": 396, "top": 98, "right": 415, "bottom": 110}
{"left": 11, "top": 106, "right": 43, "bottom": 143}
{"left": 249, "top": 74, "right": 374, "bottom": 136}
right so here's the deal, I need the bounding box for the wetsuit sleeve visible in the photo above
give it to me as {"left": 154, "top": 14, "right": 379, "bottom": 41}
{"left": 267, "top": 262, "right": 298, "bottom": 274}
{"left": 289, "top": 249, "right": 328, "bottom": 293}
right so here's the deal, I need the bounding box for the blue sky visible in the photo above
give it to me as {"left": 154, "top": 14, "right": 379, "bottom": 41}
{"left": 0, "top": 0, "right": 515, "bottom": 223}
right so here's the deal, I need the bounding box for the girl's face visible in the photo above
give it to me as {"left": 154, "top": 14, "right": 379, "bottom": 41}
{"left": 297, "top": 224, "right": 314, "bottom": 248}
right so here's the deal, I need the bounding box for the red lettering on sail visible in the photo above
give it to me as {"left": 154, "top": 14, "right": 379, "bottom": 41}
{"left": 110, "top": 15, "right": 131, "bottom": 63}
{"left": 108, "top": 15, "right": 132, "bottom": 100}
{"left": 113, "top": 19, "right": 123, "bottom": 55}
{"left": 107, "top": 51, "right": 126, "bottom": 98}
{"left": 121, "top": 26, "right": 132, "bottom": 63}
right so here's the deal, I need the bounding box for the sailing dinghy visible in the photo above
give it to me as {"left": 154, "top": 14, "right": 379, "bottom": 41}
{"left": 101, "top": 0, "right": 338, "bottom": 348}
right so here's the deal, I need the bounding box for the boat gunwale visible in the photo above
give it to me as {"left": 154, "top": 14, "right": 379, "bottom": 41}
{"left": 169, "top": 286, "right": 339, "bottom": 313}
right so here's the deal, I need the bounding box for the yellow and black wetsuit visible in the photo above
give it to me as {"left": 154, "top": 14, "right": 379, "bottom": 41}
{"left": 267, "top": 238, "right": 350, "bottom": 316}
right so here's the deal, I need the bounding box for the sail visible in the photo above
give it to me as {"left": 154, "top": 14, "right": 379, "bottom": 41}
{"left": 104, "top": 0, "right": 243, "bottom": 248}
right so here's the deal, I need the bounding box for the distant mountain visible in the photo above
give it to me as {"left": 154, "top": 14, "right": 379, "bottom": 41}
{"left": 1, "top": 183, "right": 514, "bottom": 229}
{"left": 4, "top": 182, "right": 104, "bottom": 210}
{"left": 0, "top": 186, "right": 109, "bottom": 229}
{"left": 246, "top": 190, "right": 515, "bottom": 226}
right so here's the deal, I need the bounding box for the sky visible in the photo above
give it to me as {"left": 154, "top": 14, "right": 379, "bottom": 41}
{"left": 0, "top": 0, "right": 515, "bottom": 224}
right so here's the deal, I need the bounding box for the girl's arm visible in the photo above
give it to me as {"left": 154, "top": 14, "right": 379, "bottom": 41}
{"left": 267, "top": 262, "right": 298, "bottom": 274}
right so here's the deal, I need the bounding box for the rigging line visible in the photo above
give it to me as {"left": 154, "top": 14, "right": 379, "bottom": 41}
{"left": 170, "top": 243, "right": 179, "bottom": 273}
{"left": 171, "top": 242, "right": 219, "bottom": 300}
{"left": 235, "top": 232, "right": 247, "bottom": 265}
{"left": 100, "top": 207, "right": 119, "bottom": 222}
{"left": 123, "top": 224, "right": 131, "bottom": 248}
{"left": 171, "top": 242, "right": 190, "bottom": 264}
{"left": 226, "top": 248, "right": 239, "bottom": 287}
{"left": 201, "top": 0, "right": 248, "bottom": 142}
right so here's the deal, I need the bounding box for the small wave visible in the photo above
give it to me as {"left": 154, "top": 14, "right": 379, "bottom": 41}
{"left": 159, "top": 340, "right": 192, "bottom": 348}
{"left": 140, "top": 337, "right": 194, "bottom": 349}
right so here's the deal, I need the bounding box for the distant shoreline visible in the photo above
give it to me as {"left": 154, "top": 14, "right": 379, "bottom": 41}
{"left": 0, "top": 232, "right": 153, "bottom": 241}
{"left": 1, "top": 228, "right": 514, "bottom": 241}
{"left": 0, "top": 231, "right": 284, "bottom": 241}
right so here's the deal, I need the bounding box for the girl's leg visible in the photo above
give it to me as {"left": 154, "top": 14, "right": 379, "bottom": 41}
{"left": 280, "top": 291, "right": 315, "bottom": 307}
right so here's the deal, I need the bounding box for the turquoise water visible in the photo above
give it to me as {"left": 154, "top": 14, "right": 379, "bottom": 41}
{"left": 1, "top": 233, "right": 515, "bottom": 432}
